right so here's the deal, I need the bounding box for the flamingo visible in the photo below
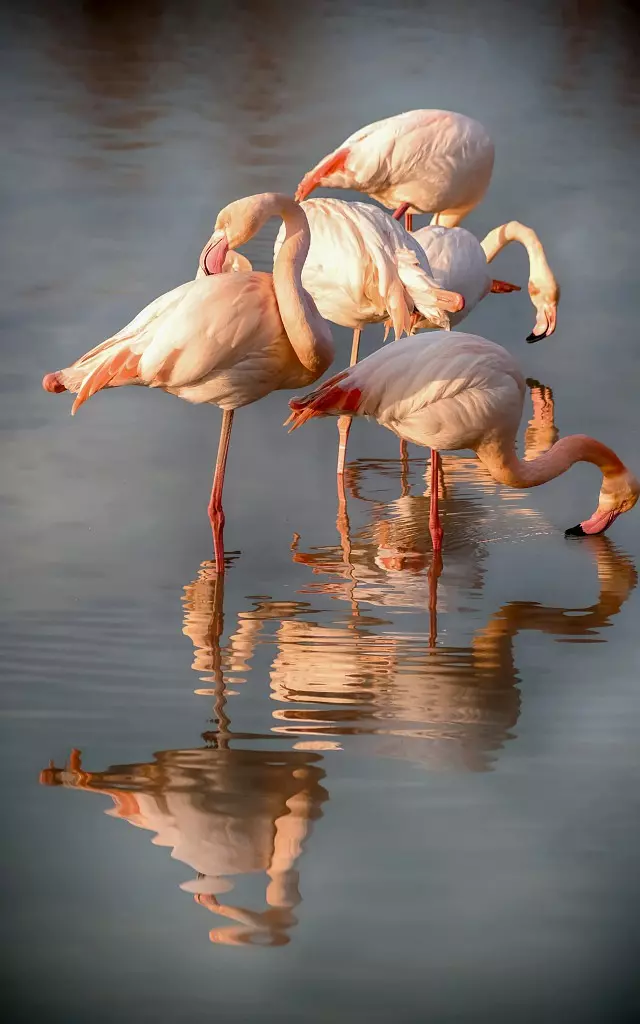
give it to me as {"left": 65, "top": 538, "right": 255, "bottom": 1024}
{"left": 271, "top": 197, "right": 464, "bottom": 476}
{"left": 41, "top": 193, "right": 334, "bottom": 572}
{"left": 286, "top": 332, "right": 639, "bottom": 552}
{"left": 413, "top": 221, "right": 559, "bottom": 341}
{"left": 295, "top": 109, "right": 494, "bottom": 232}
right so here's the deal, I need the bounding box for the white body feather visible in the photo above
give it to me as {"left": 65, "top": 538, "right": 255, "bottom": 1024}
{"left": 306, "top": 332, "right": 525, "bottom": 451}
{"left": 274, "top": 198, "right": 452, "bottom": 337}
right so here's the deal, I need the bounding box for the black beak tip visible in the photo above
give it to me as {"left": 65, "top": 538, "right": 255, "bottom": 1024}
{"left": 526, "top": 330, "right": 546, "bottom": 343}
{"left": 565, "top": 523, "right": 586, "bottom": 537}
{"left": 525, "top": 377, "right": 542, "bottom": 389}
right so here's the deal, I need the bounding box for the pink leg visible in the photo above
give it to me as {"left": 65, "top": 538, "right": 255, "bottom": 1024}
{"left": 429, "top": 450, "right": 443, "bottom": 552}
{"left": 404, "top": 211, "right": 414, "bottom": 232}
{"left": 392, "top": 202, "right": 410, "bottom": 221}
{"left": 337, "top": 328, "right": 362, "bottom": 483}
{"left": 208, "top": 409, "right": 234, "bottom": 573}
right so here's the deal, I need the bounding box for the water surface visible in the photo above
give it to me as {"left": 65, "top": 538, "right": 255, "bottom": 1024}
{"left": 2, "top": 1, "right": 640, "bottom": 1020}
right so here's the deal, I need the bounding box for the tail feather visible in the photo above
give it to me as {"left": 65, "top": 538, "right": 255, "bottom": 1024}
{"left": 71, "top": 344, "right": 142, "bottom": 415}
{"left": 285, "top": 370, "right": 363, "bottom": 432}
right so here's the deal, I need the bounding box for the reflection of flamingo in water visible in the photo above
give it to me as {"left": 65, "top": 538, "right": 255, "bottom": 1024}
{"left": 182, "top": 459, "right": 635, "bottom": 773}
{"left": 41, "top": 743, "right": 327, "bottom": 947}
{"left": 40, "top": 566, "right": 328, "bottom": 948}
{"left": 277, "top": 487, "right": 637, "bottom": 771}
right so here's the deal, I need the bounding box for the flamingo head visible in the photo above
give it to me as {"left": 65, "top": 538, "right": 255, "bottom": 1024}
{"left": 198, "top": 229, "right": 229, "bottom": 276}
{"left": 195, "top": 249, "right": 252, "bottom": 279}
{"left": 199, "top": 194, "right": 291, "bottom": 275}
{"left": 566, "top": 470, "right": 640, "bottom": 536}
{"left": 526, "top": 279, "right": 560, "bottom": 342}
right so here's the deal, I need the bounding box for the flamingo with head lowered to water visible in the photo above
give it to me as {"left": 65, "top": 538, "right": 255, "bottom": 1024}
{"left": 42, "top": 193, "right": 334, "bottom": 573}
{"left": 286, "top": 331, "right": 638, "bottom": 553}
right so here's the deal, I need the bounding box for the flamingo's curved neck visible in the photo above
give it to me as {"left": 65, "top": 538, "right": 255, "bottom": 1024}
{"left": 480, "top": 221, "right": 556, "bottom": 296}
{"left": 477, "top": 434, "right": 626, "bottom": 490}
{"left": 271, "top": 198, "right": 334, "bottom": 377}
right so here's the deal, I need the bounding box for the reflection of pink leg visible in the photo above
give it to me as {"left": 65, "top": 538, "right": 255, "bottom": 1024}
{"left": 208, "top": 410, "right": 234, "bottom": 574}
{"left": 337, "top": 328, "right": 362, "bottom": 482}
{"left": 400, "top": 444, "right": 410, "bottom": 497}
{"left": 429, "top": 450, "right": 443, "bottom": 552}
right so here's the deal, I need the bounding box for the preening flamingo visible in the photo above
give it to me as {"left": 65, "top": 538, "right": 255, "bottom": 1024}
{"left": 42, "top": 193, "right": 334, "bottom": 572}
{"left": 272, "top": 197, "right": 464, "bottom": 474}
{"left": 287, "top": 332, "right": 639, "bottom": 552}
{"left": 295, "top": 109, "right": 494, "bottom": 231}
{"left": 413, "top": 221, "right": 559, "bottom": 340}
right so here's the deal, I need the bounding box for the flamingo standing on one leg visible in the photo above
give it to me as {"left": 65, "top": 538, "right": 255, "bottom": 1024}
{"left": 42, "top": 193, "right": 334, "bottom": 572}
{"left": 295, "top": 110, "right": 494, "bottom": 233}
{"left": 286, "top": 332, "right": 639, "bottom": 552}
{"left": 271, "top": 197, "right": 463, "bottom": 481}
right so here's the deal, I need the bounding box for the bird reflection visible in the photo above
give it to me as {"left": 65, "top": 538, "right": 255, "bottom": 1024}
{"left": 180, "top": 411, "right": 635, "bottom": 773}
{"left": 41, "top": 561, "right": 328, "bottom": 948}
{"left": 278, "top": 509, "right": 636, "bottom": 771}
{"left": 40, "top": 738, "right": 327, "bottom": 947}
{"left": 163, "top": 432, "right": 637, "bottom": 772}
{"left": 39, "top": 437, "right": 638, "bottom": 937}
{"left": 216, "top": 452, "right": 634, "bottom": 771}
{"left": 524, "top": 379, "right": 559, "bottom": 461}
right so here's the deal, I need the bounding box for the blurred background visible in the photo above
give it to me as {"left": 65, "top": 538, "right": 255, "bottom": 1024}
{"left": 2, "top": 1, "right": 640, "bottom": 1021}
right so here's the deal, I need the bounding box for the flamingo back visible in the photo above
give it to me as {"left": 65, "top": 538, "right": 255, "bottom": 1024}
{"left": 317, "top": 111, "right": 494, "bottom": 215}
{"left": 289, "top": 332, "right": 525, "bottom": 453}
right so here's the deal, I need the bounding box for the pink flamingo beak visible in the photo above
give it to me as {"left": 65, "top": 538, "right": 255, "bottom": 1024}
{"left": 199, "top": 232, "right": 229, "bottom": 276}
{"left": 565, "top": 509, "right": 620, "bottom": 537}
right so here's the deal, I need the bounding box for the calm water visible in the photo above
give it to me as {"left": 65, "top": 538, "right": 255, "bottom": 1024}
{"left": 3, "top": 1, "right": 640, "bottom": 1020}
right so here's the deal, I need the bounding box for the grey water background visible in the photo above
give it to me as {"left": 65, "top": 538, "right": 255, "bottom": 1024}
{"left": 2, "top": 0, "right": 640, "bottom": 1020}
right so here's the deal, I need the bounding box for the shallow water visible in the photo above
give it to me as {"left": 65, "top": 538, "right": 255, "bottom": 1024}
{"left": 2, "top": 1, "right": 640, "bottom": 1020}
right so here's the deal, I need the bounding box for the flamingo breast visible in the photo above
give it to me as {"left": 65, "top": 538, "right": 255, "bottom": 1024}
{"left": 414, "top": 226, "right": 491, "bottom": 322}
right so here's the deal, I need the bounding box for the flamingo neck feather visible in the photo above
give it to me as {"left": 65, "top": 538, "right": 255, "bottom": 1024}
{"left": 480, "top": 221, "right": 556, "bottom": 299}
{"left": 270, "top": 197, "right": 334, "bottom": 376}
{"left": 477, "top": 434, "right": 626, "bottom": 489}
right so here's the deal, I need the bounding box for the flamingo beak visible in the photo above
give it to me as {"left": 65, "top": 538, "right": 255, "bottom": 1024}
{"left": 565, "top": 509, "right": 620, "bottom": 537}
{"left": 565, "top": 480, "right": 639, "bottom": 536}
{"left": 199, "top": 231, "right": 229, "bottom": 276}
